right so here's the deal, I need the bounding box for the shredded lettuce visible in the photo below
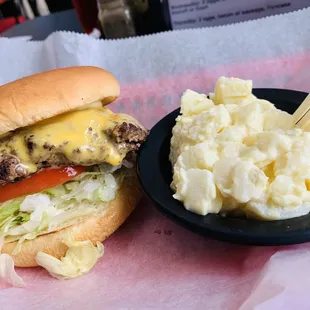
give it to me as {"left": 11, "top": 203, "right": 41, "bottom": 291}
{"left": 48, "top": 207, "right": 94, "bottom": 231}
{"left": 63, "top": 181, "right": 78, "bottom": 192}
{"left": 0, "top": 202, "right": 20, "bottom": 223}
{"left": 0, "top": 217, "right": 15, "bottom": 236}
{"left": 13, "top": 213, "right": 30, "bottom": 225}
{"left": 0, "top": 171, "right": 120, "bottom": 250}
{"left": 0, "top": 237, "right": 25, "bottom": 288}
{"left": 43, "top": 186, "right": 66, "bottom": 197}
{"left": 0, "top": 253, "right": 25, "bottom": 287}
{"left": 21, "top": 194, "right": 64, "bottom": 222}
{"left": 13, "top": 212, "right": 50, "bottom": 255}
{"left": 36, "top": 237, "right": 104, "bottom": 280}
{"left": 59, "top": 174, "right": 118, "bottom": 203}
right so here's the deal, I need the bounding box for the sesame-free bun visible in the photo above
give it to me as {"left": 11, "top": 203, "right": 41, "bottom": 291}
{"left": 0, "top": 66, "right": 120, "bottom": 136}
{"left": 2, "top": 172, "right": 141, "bottom": 267}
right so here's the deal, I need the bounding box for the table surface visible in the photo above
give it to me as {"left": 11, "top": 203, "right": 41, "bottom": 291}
{"left": 1, "top": 9, "right": 83, "bottom": 40}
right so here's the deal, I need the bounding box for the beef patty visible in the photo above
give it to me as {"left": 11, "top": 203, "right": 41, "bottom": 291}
{"left": 0, "top": 121, "right": 148, "bottom": 186}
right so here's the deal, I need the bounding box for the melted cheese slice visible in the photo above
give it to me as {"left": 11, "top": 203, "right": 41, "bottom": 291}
{"left": 0, "top": 106, "right": 138, "bottom": 173}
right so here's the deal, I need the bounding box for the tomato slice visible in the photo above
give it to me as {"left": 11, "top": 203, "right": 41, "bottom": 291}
{"left": 0, "top": 166, "right": 86, "bottom": 203}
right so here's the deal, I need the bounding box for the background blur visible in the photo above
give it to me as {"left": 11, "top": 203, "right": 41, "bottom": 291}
{"left": 0, "top": 0, "right": 310, "bottom": 39}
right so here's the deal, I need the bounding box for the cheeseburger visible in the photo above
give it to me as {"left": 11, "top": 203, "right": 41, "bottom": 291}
{"left": 0, "top": 67, "right": 147, "bottom": 281}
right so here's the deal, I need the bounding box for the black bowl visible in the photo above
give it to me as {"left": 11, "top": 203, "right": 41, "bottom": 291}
{"left": 137, "top": 88, "right": 310, "bottom": 246}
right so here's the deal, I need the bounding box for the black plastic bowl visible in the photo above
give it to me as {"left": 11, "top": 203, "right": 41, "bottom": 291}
{"left": 137, "top": 88, "right": 310, "bottom": 246}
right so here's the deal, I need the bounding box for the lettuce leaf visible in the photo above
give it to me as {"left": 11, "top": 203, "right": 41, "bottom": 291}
{"left": 0, "top": 237, "right": 25, "bottom": 288}
{"left": 13, "top": 213, "right": 30, "bottom": 225}
{"left": 36, "top": 237, "right": 104, "bottom": 280}
{"left": 56, "top": 173, "right": 117, "bottom": 203}
{"left": 0, "top": 202, "right": 19, "bottom": 223}
{"left": 0, "top": 216, "right": 15, "bottom": 236}
{"left": 12, "top": 212, "right": 49, "bottom": 255}
{"left": 0, "top": 253, "right": 25, "bottom": 287}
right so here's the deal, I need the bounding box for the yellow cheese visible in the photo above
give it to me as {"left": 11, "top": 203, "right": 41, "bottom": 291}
{"left": 0, "top": 107, "right": 137, "bottom": 173}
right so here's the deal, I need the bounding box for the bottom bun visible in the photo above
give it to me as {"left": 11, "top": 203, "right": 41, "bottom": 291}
{"left": 2, "top": 173, "right": 141, "bottom": 267}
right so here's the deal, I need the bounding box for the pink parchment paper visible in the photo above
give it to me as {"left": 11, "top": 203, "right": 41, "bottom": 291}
{"left": 1, "top": 52, "right": 310, "bottom": 310}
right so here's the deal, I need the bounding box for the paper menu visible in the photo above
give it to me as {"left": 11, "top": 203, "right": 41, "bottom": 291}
{"left": 167, "top": 0, "right": 310, "bottom": 30}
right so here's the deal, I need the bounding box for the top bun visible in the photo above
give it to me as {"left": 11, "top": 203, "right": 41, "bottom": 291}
{"left": 0, "top": 66, "right": 120, "bottom": 136}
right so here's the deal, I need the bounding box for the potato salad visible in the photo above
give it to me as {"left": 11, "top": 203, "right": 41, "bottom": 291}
{"left": 170, "top": 77, "right": 310, "bottom": 221}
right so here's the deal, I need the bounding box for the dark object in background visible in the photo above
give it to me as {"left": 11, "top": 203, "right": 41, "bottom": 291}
{"left": 137, "top": 88, "right": 310, "bottom": 246}
{"left": 0, "top": 0, "right": 25, "bottom": 33}
{"left": 72, "top": 0, "right": 171, "bottom": 38}
{"left": 97, "top": 0, "right": 136, "bottom": 39}
{"left": 72, "top": 0, "right": 98, "bottom": 34}
{"left": 132, "top": 0, "right": 171, "bottom": 35}
{"left": 0, "top": 0, "right": 22, "bottom": 19}
{"left": 43, "top": 0, "right": 72, "bottom": 13}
